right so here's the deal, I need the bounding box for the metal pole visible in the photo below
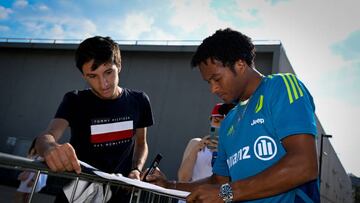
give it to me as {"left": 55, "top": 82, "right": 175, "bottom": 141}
{"left": 102, "top": 183, "right": 110, "bottom": 203}
{"left": 69, "top": 177, "right": 80, "bottom": 203}
{"left": 129, "top": 187, "right": 135, "bottom": 203}
{"left": 319, "top": 134, "right": 324, "bottom": 185}
{"left": 319, "top": 134, "right": 332, "bottom": 188}
{"left": 27, "top": 170, "right": 41, "bottom": 203}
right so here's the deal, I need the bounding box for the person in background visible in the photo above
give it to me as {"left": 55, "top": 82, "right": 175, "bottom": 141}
{"left": 35, "top": 36, "right": 154, "bottom": 202}
{"left": 14, "top": 139, "right": 48, "bottom": 203}
{"left": 147, "top": 28, "right": 319, "bottom": 203}
{"left": 177, "top": 103, "right": 234, "bottom": 183}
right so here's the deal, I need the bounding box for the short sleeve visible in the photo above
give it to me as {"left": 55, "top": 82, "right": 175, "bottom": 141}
{"left": 54, "top": 91, "right": 78, "bottom": 124}
{"left": 136, "top": 92, "right": 154, "bottom": 128}
{"left": 269, "top": 74, "right": 317, "bottom": 140}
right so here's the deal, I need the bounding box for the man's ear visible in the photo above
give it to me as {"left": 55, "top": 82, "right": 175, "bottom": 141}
{"left": 118, "top": 65, "right": 122, "bottom": 73}
{"left": 234, "top": 59, "right": 246, "bottom": 75}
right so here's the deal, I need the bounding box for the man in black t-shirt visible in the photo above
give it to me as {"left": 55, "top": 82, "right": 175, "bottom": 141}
{"left": 35, "top": 36, "right": 154, "bottom": 202}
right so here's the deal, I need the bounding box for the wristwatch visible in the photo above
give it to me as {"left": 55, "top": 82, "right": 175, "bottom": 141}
{"left": 219, "top": 183, "right": 234, "bottom": 202}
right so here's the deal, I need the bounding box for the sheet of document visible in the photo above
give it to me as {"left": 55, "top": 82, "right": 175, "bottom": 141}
{"left": 79, "top": 161, "right": 189, "bottom": 199}
{"left": 94, "top": 171, "right": 189, "bottom": 198}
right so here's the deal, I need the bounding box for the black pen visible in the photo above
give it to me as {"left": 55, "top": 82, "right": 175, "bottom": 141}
{"left": 142, "top": 153, "right": 163, "bottom": 181}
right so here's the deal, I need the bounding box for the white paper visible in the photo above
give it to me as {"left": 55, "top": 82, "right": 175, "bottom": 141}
{"left": 79, "top": 161, "right": 189, "bottom": 198}
{"left": 94, "top": 171, "right": 189, "bottom": 198}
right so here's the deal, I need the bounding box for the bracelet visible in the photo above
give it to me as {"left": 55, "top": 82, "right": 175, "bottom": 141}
{"left": 131, "top": 167, "right": 142, "bottom": 173}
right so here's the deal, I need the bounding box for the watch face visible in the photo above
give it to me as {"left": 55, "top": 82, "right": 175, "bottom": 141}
{"left": 220, "top": 183, "right": 233, "bottom": 202}
{"left": 221, "top": 184, "right": 232, "bottom": 194}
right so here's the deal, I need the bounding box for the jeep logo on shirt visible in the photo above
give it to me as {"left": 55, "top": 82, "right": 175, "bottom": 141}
{"left": 253, "top": 136, "right": 277, "bottom": 161}
{"left": 251, "top": 118, "right": 264, "bottom": 126}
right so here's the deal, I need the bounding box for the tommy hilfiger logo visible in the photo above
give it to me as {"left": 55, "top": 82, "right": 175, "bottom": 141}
{"left": 92, "top": 116, "right": 131, "bottom": 125}
{"left": 90, "top": 120, "right": 133, "bottom": 144}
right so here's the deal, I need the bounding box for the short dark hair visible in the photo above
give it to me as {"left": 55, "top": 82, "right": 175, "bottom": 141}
{"left": 191, "top": 28, "right": 255, "bottom": 72}
{"left": 75, "top": 36, "right": 121, "bottom": 73}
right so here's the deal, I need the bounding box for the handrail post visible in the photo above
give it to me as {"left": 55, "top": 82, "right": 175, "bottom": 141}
{"left": 69, "top": 177, "right": 80, "bottom": 202}
{"left": 102, "top": 183, "right": 110, "bottom": 203}
{"left": 319, "top": 134, "right": 332, "bottom": 188}
{"left": 27, "top": 170, "right": 41, "bottom": 203}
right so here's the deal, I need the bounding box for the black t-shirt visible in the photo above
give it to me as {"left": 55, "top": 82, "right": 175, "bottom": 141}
{"left": 55, "top": 88, "right": 153, "bottom": 175}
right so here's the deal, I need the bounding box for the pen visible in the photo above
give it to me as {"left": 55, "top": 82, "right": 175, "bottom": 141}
{"left": 142, "top": 153, "right": 163, "bottom": 181}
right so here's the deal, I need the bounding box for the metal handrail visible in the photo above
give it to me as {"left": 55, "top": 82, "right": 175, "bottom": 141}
{"left": 0, "top": 152, "right": 117, "bottom": 184}
{"left": 0, "top": 152, "right": 183, "bottom": 202}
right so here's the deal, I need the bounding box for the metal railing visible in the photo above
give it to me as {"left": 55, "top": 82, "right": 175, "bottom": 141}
{"left": 0, "top": 152, "right": 184, "bottom": 203}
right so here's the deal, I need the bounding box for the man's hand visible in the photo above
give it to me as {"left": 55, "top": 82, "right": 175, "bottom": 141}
{"left": 186, "top": 184, "right": 223, "bottom": 203}
{"left": 144, "top": 167, "right": 172, "bottom": 188}
{"left": 128, "top": 169, "right": 141, "bottom": 180}
{"left": 43, "top": 143, "right": 81, "bottom": 174}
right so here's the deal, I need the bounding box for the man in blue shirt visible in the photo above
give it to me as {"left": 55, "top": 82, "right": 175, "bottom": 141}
{"left": 148, "top": 28, "right": 319, "bottom": 202}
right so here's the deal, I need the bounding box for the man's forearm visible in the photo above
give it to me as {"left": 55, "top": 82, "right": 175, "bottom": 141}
{"left": 174, "top": 174, "right": 226, "bottom": 192}
{"left": 132, "top": 142, "right": 148, "bottom": 170}
{"left": 35, "top": 133, "right": 57, "bottom": 157}
{"left": 132, "top": 128, "right": 149, "bottom": 171}
{"left": 35, "top": 118, "right": 68, "bottom": 157}
{"left": 231, "top": 135, "right": 318, "bottom": 201}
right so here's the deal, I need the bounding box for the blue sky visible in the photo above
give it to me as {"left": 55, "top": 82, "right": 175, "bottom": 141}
{"left": 1, "top": 0, "right": 360, "bottom": 176}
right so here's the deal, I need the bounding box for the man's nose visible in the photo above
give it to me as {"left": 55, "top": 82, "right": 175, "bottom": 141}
{"left": 210, "top": 83, "right": 219, "bottom": 94}
{"left": 100, "top": 77, "right": 109, "bottom": 89}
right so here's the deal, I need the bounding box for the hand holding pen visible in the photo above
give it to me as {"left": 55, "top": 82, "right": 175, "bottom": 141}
{"left": 142, "top": 153, "right": 162, "bottom": 182}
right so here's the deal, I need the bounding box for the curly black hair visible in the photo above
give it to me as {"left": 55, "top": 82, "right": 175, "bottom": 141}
{"left": 75, "top": 36, "right": 121, "bottom": 73}
{"left": 191, "top": 28, "right": 256, "bottom": 72}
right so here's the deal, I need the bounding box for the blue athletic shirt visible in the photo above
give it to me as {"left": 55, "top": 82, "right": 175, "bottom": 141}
{"left": 212, "top": 73, "right": 319, "bottom": 203}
